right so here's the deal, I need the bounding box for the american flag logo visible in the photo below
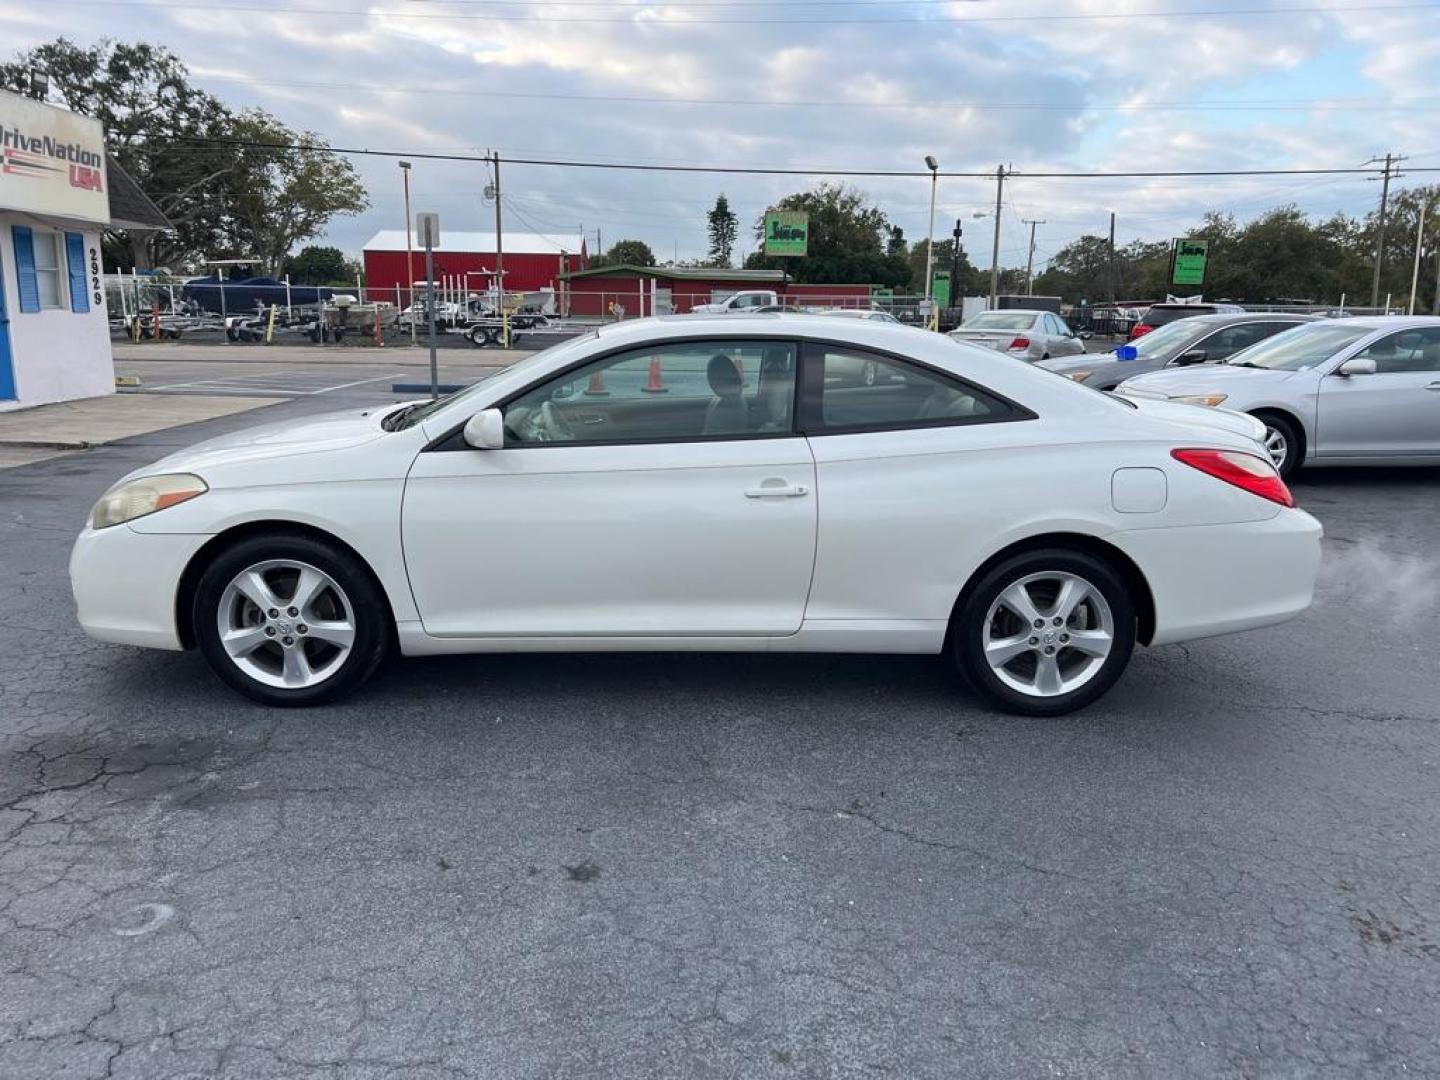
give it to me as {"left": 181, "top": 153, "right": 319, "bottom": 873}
{"left": 2, "top": 148, "right": 62, "bottom": 177}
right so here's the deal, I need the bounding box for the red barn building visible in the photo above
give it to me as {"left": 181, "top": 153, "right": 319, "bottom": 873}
{"left": 361, "top": 230, "right": 587, "bottom": 299}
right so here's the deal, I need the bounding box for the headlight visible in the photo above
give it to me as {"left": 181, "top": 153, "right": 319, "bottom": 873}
{"left": 89, "top": 473, "right": 208, "bottom": 529}
{"left": 1168, "top": 393, "right": 1228, "bottom": 408}
{"left": 1064, "top": 371, "right": 1093, "bottom": 382}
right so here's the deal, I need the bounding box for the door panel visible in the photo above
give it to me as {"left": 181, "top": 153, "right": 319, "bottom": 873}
{"left": 1317, "top": 328, "right": 1440, "bottom": 457}
{"left": 403, "top": 440, "right": 817, "bottom": 636}
{"left": 0, "top": 258, "right": 14, "bottom": 400}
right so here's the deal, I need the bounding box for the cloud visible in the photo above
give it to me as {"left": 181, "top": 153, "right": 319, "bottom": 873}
{"left": 3, "top": 0, "right": 1434, "bottom": 268}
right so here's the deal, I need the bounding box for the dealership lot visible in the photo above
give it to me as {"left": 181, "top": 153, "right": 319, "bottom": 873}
{"left": 2, "top": 383, "right": 1438, "bottom": 1078}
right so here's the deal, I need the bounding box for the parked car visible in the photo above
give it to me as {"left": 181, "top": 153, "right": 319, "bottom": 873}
{"left": 1129, "top": 302, "right": 1245, "bottom": 340}
{"left": 1038, "top": 313, "right": 1320, "bottom": 390}
{"left": 1116, "top": 316, "right": 1440, "bottom": 477}
{"left": 815, "top": 308, "right": 900, "bottom": 323}
{"left": 948, "top": 309, "right": 1086, "bottom": 361}
{"left": 71, "top": 314, "right": 1320, "bottom": 716}
{"left": 690, "top": 290, "right": 780, "bottom": 314}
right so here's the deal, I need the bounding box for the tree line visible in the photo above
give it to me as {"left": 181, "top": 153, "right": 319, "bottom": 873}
{"left": 595, "top": 183, "right": 1440, "bottom": 311}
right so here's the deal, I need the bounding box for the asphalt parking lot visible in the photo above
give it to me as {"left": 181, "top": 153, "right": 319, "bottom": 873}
{"left": 2, "top": 381, "right": 1438, "bottom": 1078}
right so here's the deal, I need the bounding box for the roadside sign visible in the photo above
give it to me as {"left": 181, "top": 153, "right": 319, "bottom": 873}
{"left": 932, "top": 270, "right": 952, "bottom": 308}
{"left": 1171, "top": 238, "right": 1208, "bottom": 286}
{"left": 763, "top": 211, "right": 809, "bottom": 257}
{"left": 416, "top": 212, "right": 440, "bottom": 248}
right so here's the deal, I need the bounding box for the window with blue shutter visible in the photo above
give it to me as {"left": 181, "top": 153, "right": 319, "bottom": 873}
{"left": 11, "top": 226, "right": 41, "bottom": 313}
{"left": 65, "top": 232, "right": 89, "bottom": 313}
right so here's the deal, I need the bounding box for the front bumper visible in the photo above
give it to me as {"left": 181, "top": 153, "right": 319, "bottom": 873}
{"left": 70, "top": 525, "right": 210, "bottom": 650}
{"left": 1110, "top": 507, "right": 1323, "bottom": 646}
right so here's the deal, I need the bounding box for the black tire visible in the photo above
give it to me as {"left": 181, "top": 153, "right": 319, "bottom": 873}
{"left": 951, "top": 548, "right": 1136, "bottom": 717}
{"left": 1252, "top": 411, "right": 1301, "bottom": 480}
{"left": 193, "top": 533, "right": 390, "bottom": 707}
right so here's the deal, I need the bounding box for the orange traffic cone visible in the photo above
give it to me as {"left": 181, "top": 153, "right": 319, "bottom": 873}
{"left": 642, "top": 356, "right": 667, "bottom": 393}
{"left": 584, "top": 370, "right": 609, "bottom": 397}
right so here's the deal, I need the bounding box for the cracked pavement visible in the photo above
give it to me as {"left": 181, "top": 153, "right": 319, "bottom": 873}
{"left": 2, "top": 390, "right": 1439, "bottom": 1078}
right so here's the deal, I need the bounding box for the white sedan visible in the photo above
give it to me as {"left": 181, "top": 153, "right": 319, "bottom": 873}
{"left": 71, "top": 315, "right": 1322, "bottom": 716}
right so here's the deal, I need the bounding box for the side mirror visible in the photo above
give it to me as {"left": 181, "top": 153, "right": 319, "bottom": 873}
{"left": 1338, "top": 356, "right": 1376, "bottom": 377}
{"left": 462, "top": 408, "right": 506, "bottom": 449}
{"left": 1173, "top": 349, "right": 1208, "bottom": 366}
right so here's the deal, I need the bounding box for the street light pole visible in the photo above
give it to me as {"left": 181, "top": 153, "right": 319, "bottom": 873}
{"left": 923, "top": 156, "right": 939, "bottom": 318}
{"left": 1022, "top": 218, "right": 1046, "bottom": 295}
{"left": 988, "top": 164, "right": 1005, "bottom": 308}
{"left": 400, "top": 160, "right": 415, "bottom": 345}
{"left": 1408, "top": 196, "right": 1429, "bottom": 315}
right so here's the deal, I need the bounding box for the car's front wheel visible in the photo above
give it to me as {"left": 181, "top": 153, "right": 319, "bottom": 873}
{"left": 193, "top": 534, "right": 389, "bottom": 706}
{"left": 952, "top": 549, "right": 1136, "bottom": 716}
{"left": 1253, "top": 411, "right": 1301, "bottom": 479}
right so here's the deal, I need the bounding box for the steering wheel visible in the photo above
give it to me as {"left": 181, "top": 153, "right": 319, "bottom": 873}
{"left": 520, "top": 400, "right": 572, "bottom": 443}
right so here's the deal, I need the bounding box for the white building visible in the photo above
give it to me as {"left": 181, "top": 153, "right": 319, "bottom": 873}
{"left": 0, "top": 89, "right": 168, "bottom": 413}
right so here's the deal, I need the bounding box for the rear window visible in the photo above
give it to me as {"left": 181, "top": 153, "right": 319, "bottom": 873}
{"left": 963, "top": 312, "right": 1035, "bottom": 330}
{"left": 1144, "top": 306, "right": 1217, "bottom": 327}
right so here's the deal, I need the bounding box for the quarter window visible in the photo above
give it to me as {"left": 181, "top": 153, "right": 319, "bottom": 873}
{"left": 31, "top": 230, "right": 65, "bottom": 309}
{"left": 1350, "top": 328, "right": 1440, "bottom": 373}
{"left": 803, "top": 345, "right": 1017, "bottom": 432}
{"left": 502, "top": 340, "right": 797, "bottom": 445}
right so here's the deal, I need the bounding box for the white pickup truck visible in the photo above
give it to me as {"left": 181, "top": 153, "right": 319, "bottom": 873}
{"left": 689, "top": 290, "right": 780, "bottom": 314}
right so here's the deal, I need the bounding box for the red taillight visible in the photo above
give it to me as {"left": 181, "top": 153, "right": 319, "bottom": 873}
{"left": 1130, "top": 324, "right": 1153, "bottom": 339}
{"left": 1008, "top": 336, "right": 1030, "bottom": 350}
{"left": 1172, "top": 448, "right": 1294, "bottom": 508}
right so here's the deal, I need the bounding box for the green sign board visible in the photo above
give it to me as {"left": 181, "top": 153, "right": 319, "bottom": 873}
{"left": 763, "top": 211, "right": 809, "bottom": 257}
{"left": 1171, "top": 238, "right": 1209, "bottom": 286}
{"left": 931, "top": 270, "right": 952, "bottom": 308}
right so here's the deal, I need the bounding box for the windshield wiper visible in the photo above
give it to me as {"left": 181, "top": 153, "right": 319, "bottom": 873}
{"left": 382, "top": 402, "right": 421, "bottom": 431}
{"left": 1225, "top": 359, "right": 1263, "bottom": 368}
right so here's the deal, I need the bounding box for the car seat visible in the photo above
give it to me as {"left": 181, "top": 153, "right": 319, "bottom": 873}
{"left": 703, "top": 354, "right": 748, "bottom": 434}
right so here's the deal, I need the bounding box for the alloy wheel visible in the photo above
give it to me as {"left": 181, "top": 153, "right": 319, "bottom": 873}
{"left": 216, "top": 559, "right": 356, "bottom": 689}
{"left": 981, "top": 571, "right": 1114, "bottom": 698}
{"left": 1262, "top": 425, "right": 1288, "bottom": 470}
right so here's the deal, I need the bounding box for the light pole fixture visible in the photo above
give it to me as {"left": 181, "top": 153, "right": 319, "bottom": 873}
{"left": 399, "top": 160, "right": 416, "bottom": 344}
{"left": 923, "top": 155, "right": 939, "bottom": 323}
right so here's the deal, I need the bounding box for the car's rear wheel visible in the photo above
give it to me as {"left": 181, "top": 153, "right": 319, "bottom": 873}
{"left": 1253, "top": 411, "right": 1300, "bottom": 479}
{"left": 952, "top": 549, "right": 1136, "bottom": 716}
{"left": 193, "top": 534, "right": 389, "bottom": 706}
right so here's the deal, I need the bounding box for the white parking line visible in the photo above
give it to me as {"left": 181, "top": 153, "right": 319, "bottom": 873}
{"left": 142, "top": 372, "right": 404, "bottom": 396}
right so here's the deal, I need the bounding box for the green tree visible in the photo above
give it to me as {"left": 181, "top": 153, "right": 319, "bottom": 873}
{"left": 592, "top": 238, "right": 657, "bottom": 267}
{"left": 0, "top": 37, "right": 234, "bottom": 269}
{"left": 744, "top": 183, "right": 909, "bottom": 287}
{"left": 282, "top": 245, "right": 349, "bottom": 284}
{"left": 222, "top": 111, "right": 368, "bottom": 276}
{"left": 706, "top": 193, "right": 738, "bottom": 268}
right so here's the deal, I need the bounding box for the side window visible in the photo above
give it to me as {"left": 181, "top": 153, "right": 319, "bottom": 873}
{"left": 1204, "top": 322, "right": 1272, "bottom": 359}
{"left": 32, "top": 230, "right": 66, "bottom": 309}
{"left": 804, "top": 346, "right": 1017, "bottom": 432}
{"left": 1351, "top": 328, "right": 1440, "bottom": 373}
{"left": 503, "top": 340, "right": 797, "bottom": 445}
{"left": 1043, "top": 314, "right": 1061, "bottom": 336}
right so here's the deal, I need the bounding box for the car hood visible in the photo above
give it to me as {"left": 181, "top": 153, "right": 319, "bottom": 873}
{"left": 125, "top": 403, "right": 405, "bottom": 482}
{"left": 1120, "top": 395, "right": 1268, "bottom": 444}
{"left": 1119, "top": 363, "right": 1294, "bottom": 395}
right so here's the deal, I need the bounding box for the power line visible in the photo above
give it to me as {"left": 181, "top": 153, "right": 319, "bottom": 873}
{"left": 133, "top": 136, "right": 1440, "bottom": 178}
{"left": 191, "top": 73, "right": 1440, "bottom": 113}
{"left": 41, "top": 0, "right": 1440, "bottom": 24}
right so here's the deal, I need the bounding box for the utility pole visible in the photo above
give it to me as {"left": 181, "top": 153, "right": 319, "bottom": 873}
{"left": 923, "top": 155, "right": 940, "bottom": 311}
{"left": 1108, "top": 211, "right": 1116, "bottom": 304}
{"left": 988, "top": 164, "right": 1006, "bottom": 307}
{"left": 1023, "top": 218, "right": 1046, "bottom": 295}
{"left": 950, "top": 218, "right": 964, "bottom": 307}
{"left": 491, "top": 151, "right": 507, "bottom": 347}
{"left": 1367, "top": 152, "right": 1404, "bottom": 309}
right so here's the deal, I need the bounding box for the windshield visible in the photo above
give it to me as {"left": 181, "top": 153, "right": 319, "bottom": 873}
{"left": 963, "top": 312, "right": 1035, "bottom": 330}
{"left": 1223, "top": 322, "right": 1372, "bottom": 371}
{"left": 1123, "top": 318, "right": 1214, "bottom": 358}
{"left": 383, "top": 332, "right": 598, "bottom": 430}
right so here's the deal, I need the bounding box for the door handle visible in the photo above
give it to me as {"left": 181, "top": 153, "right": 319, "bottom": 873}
{"left": 1426, "top": 382, "right": 1440, "bottom": 391}
{"left": 744, "top": 481, "right": 809, "bottom": 498}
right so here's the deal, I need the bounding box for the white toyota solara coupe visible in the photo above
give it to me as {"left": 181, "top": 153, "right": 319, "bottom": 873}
{"left": 70, "top": 315, "right": 1322, "bottom": 716}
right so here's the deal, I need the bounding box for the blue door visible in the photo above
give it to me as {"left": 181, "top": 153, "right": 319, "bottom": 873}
{"left": 0, "top": 258, "right": 14, "bottom": 400}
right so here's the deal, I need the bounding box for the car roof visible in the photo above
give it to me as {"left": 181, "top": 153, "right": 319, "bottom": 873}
{"left": 1177, "top": 312, "right": 1320, "bottom": 326}
{"left": 1312, "top": 314, "right": 1440, "bottom": 328}
{"left": 970, "top": 308, "right": 1048, "bottom": 316}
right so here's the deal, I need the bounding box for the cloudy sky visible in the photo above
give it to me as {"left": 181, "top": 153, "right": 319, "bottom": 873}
{"left": 7, "top": 0, "right": 1440, "bottom": 270}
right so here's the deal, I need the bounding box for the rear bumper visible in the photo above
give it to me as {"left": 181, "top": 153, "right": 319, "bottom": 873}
{"left": 1110, "top": 508, "right": 1323, "bottom": 646}
{"left": 69, "top": 525, "right": 208, "bottom": 650}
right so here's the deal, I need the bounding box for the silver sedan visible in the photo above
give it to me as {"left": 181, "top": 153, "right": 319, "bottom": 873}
{"left": 1116, "top": 316, "right": 1440, "bottom": 477}
{"left": 949, "top": 310, "right": 1086, "bottom": 362}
